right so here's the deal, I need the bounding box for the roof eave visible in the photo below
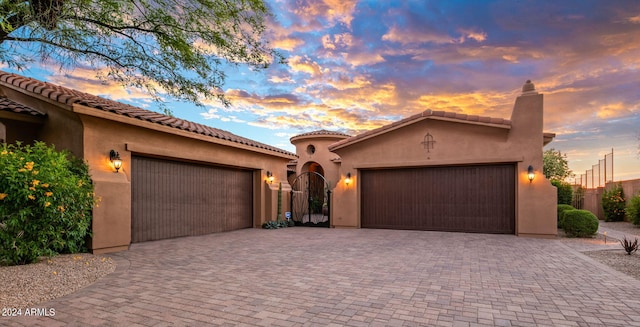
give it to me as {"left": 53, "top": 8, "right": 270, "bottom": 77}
{"left": 543, "top": 132, "right": 556, "bottom": 146}
{"left": 0, "top": 110, "right": 47, "bottom": 124}
{"left": 72, "top": 103, "right": 297, "bottom": 160}
{"left": 329, "top": 115, "right": 511, "bottom": 152}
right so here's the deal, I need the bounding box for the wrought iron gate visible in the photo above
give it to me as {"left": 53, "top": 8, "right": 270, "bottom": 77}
{"left": 290, "top": 171, "right": 331, "bottom": 227}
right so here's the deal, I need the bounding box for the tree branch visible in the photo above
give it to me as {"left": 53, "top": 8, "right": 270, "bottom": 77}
{"left": 4, "top": 36, "right": 132, "bottom": 68}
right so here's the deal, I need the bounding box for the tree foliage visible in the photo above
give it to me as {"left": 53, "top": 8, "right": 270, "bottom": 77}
{"left": 0, "top": 0, "right": 282, "bottom": 107}
{"left": 551, "top": 180, "right": 573, "bottom": 205}
{"left": 543, "top": 148, "right": 572, "bottom": 181}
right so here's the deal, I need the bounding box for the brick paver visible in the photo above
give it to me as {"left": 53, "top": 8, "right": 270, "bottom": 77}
{"left": 3, "top": 228, "right": 640, "bottom": 326}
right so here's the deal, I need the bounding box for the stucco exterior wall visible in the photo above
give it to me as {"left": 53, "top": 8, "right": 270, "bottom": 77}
{"left": 0, "top": 119, "right": 40, "bottom": 144}
{"left": 328, "top": 87, "right": 557, "bottom": 237}
{"left": 291, "top": 135, "right": 348, "bottom": 189}
{"left": 509, "top": 93, "right": 557, "bottom": 237}
{"left": 0, "top": 87, "right": 84, "bottom": 157}
{"left": 76, "top": 109, "right": 295, "bottom": 253}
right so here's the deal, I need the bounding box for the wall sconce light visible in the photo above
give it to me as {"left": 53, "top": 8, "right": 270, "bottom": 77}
{"left": 527, "top": 165, "right": 535, "bottom": 183}
{"left": 266, "top": 171, "right": 274, "bottom": 184}
{"left": 109, "top": 150, "right": 122, "bottom": 173}
{"left": 345, "top": 172, "right": 352, "bottom": 186}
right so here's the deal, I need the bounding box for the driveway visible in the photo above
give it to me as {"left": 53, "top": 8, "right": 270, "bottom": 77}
{"left": 5, "top": 228, "right": 640, "bottom": 326}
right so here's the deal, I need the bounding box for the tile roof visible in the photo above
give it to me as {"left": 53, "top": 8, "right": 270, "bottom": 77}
{"left": 329, "top": 109, "right": 512, "bottom": 151}
{"left": 0, "top": 96, "right": 46, "bottom": 117}
{"left": 0, "top": 71, "right": 295, "bottom": 157}
{"left": 290, "top": 129, "right": 351, "bottom": 142}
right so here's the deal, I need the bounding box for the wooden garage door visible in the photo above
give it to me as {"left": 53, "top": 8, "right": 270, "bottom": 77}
{"left": 131, "top": 156, "right": 253, "bottom": 243}
{"left": 361, "top": 164, "right": 515, "bottom": 233}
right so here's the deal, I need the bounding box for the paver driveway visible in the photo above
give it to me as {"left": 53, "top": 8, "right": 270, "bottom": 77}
{"left": 5, "top": 228, "right": 640, "bottom": 326}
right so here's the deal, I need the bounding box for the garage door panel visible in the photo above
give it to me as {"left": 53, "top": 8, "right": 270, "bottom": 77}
{"left": 361, "top": 164, "right": 515, "bottom": 234}
{"left": 132, "top": 156, "right": 252, "bottom": 243}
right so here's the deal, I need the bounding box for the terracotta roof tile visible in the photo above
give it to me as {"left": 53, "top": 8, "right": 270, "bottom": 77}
{"left": 423, "top": 109, "right": 511, "bottom": 125}
{"left": 329, "top": 109, "right": 511, "bottom": 151}
{"left": 290, "top": 129, "right": 351, "bottom": 142}
{"left": 0, "top": 71, "right": 295, "bottom": 157}
{"left": 0, "top": 96, "right": 46, "bottom": 117}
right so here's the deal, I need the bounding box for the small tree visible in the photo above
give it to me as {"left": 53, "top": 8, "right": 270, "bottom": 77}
{"left": 276, "top": 182, "right": 282, "bottom": 222}
{"left": 543, "top": 148, "right": 572, "bottom": 181}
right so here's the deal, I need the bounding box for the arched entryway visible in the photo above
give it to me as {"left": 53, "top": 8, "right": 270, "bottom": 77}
{"left": 290, "top": 162, "right": 331, "bottom": 227}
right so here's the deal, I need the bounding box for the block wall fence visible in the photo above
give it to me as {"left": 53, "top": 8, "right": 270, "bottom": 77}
{"left": 582, "top": 178, "right": 640, "bottom": 220}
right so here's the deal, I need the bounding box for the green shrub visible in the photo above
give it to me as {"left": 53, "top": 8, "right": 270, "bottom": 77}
{"left": 551, "top": 180, "right": 573, "bottom": 205}
{"left": 563, "top": 209, "right": 599, "bottom": 237}
{"left": 262, "top": 220, "right": 289, "bottom": 229}
{"left": 602, "top": 184, "right": 626, "bottom": 222}
{"left": 0, "top": 142, "right": 96, "bottom": 266}
{"left": 557, "top": 204, "right": 575, "bottom": 229}
{"left": 627, "top": 194, "right": 640, "bottom": 226}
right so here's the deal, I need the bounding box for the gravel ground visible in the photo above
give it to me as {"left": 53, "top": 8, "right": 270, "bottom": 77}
{"left": 566, "top": 221, "right": 640, "bottom": 281}
{"left": 1, "top": 222, "right": 639, "bottom": 309}
{"left": 0, "top": 253, "right": 115, "bottom": 308}
{"left": 583, "top": 250, "right": 640, "bottom": 279}
{"left": 600, "top": 220, "right": 640, "bottom": 237}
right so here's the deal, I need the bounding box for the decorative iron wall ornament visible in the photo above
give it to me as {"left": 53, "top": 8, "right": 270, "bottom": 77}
{"left": 421, "top": 132, "right": 435, "bottom": 153}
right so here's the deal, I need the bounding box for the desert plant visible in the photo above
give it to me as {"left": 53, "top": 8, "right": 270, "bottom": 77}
{"left": 620, "top": 237, "right": 639, "bottom": 255}
{"left": 262, "top": 221, "right": 280, "bottom": 229}
{"left": 602, "top": 184, "right": 626, "bottom": 222}
{"left": 0, "top": 142, "right": 97, "bottom": 265}
{"left": 627, "top": 194, "right": 640, "bottom": 226}
{"left": 261, "top": 220, "right": 289, "bottom": 229}
{"left": 276, "top": 182, "right": 283, "bottom": 222}
{"left": 563, "top": 209, "right": 599, "bottom": 238}
{"left": 551, "top": 180, "right": 573, "bottom": 205}
{"left": 557, "top": 204, "right": 575, "bottom": 229}
{"left": 311, "top": 197, "right": 323, "bottom": 213}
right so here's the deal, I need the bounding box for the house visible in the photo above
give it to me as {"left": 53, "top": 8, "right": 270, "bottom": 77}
{"left": 0, "top": 71, "right": 296, "bottom": 253}
{"left": 1, "top": 73, "right": 557, "bottom": 254}
{"left": 289, "top": 80, "right": 557, "bottom": 237}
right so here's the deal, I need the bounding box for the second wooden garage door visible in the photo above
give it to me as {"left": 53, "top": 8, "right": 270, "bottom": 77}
{"left": 131, "top": 156, "right": 253, "bottom": 243}
{"left": 361, "top": 164, "right": 515, "bottom": 234}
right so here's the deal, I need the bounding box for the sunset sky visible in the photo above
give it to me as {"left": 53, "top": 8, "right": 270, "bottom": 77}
{"left": 4, "top": 0, "right": 640, "bottom": 181}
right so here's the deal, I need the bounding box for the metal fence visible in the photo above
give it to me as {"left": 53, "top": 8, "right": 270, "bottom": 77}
{"left": 573, "top": 149, "right": 613, "bottom": 189}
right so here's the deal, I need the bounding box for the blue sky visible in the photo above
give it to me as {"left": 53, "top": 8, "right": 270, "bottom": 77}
{"left": 3, "top": 0, "right": 640, "bottom": 181}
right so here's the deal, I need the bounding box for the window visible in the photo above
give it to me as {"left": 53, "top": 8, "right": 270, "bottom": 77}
{"left": 306, "top": 144, "right": 316, "bottom": 155}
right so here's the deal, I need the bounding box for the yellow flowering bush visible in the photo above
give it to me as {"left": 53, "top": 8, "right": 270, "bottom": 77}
{"left": 602, "top": 184, "right": 626, "bottom": 222}
{"left": 0, "top": 142, "right": 96, "bottom": 266}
